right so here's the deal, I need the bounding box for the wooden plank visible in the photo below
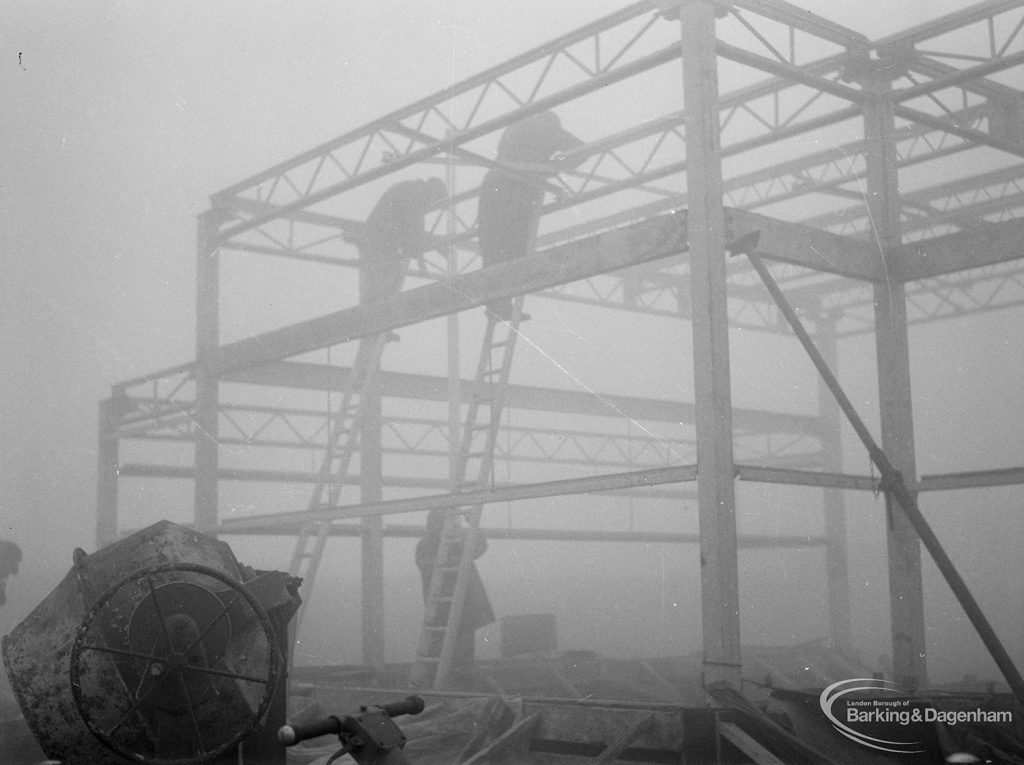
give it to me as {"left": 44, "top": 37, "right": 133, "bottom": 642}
{"left": 592, "top": 714, "right": 656, "bottom": 764}
{"left": 719, "top": 722, "right": 788, "bottom": 765}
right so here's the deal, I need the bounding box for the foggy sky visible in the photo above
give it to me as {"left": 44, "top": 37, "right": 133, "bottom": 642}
{"left": 2, "top": 0, "right": 1021, "bottom": 684}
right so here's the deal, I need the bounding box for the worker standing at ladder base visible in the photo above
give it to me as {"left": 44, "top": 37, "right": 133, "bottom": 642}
{"left": 415, "top": 510, "right": 494, "bottom": 685}
{"left": 477, "top": 111, "right": 584, "bottom": 319}
{"left": 360, "top": 177, "right": 448, "bottom": 302}
{"left": 0, "top": 539, "right": 21, "bottom": 609}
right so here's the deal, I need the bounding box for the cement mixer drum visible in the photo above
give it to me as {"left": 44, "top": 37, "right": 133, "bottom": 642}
{"left": 69, "top": 562, "right": 280, "bottom": 764}
{"left": 2, "top": 520, "right": 296, "bottom": 765}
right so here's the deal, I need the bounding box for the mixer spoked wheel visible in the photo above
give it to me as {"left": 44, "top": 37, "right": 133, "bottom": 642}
{"left": 69, "top": 562, "right": 281, "bottom": 765}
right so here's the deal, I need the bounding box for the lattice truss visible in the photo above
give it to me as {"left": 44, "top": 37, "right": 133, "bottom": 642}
{"left": 109, "top": 0, "right": 1024, "bottom": 516}
{"left": 114, "top": 370, "right": 824, "bottom": 501}
{"left": 204, "top": 0, "right": 1024, "bottom": 327}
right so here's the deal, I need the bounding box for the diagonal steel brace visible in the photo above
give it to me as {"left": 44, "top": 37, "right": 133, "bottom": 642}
{"left": 740, "top": 244, "right": 1024, "bottom": 706}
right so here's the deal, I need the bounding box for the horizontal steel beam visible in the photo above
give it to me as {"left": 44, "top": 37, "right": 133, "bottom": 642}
{"left": 732, "top": 0, "right": 870, "bottom": 49}
{"left": 735, "top": 464, "right": 878, "bottom": 491}
{"left": 215, "top": 464, "right": 699, "bottom": 533}
{"left": 917, "top": 465, "right": 1024, "bottom": 492}
{"left": 216, "top": 521, "right": 827, "bottom": 548}
{"left": 894, "top": 217, "right": 1024, "bottom": 281}
{"left": 207, "top": 212, "right": 690, "bottom": 376}
{"left": 873, "top": 0, "right": 1024, "bottom": 51}
{"left": 716, "top": 42, "right": 866, "bottom": 104}
{"left": 724, "top": 208, "right": 882, "bottom": 281}
{"left": 211, "top": 2, "right": 654, "bottom": 206}
{"left": 891, "top": 49, "right": 1024, "bottom": 104}
{"left": 224, "top": 361, "right": 823, "bottom": 436}
{"left": 893, "top": 104, "right": 1024, "bottom": 159}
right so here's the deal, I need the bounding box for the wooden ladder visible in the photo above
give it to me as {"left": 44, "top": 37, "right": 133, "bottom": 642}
{"left": 409, "top": 297, "right": 527, "bottom": 689}
{"left": 289, "top": 331, "right": 392, "bottom": 635}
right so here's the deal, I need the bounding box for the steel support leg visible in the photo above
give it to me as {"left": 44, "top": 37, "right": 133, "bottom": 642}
{"left": 361, "top": 372, "right": 386, "bottom": 669}
{"left": 677, "top": 0, "right": 741, "bottom": 689}
{"left": 863, "top": 74, "right": 928, "bottom": 692}
{"left": 744, "top": 249, "right": 1024, "bottom": 706}
{"left": 194, "top": 212, "right": 221, "bottom": 532}
{"left": 96, "top": 394, "right": 122, "bottom": 548}
{"left": 818, "top": 314, "right": 852, "bottom": 654}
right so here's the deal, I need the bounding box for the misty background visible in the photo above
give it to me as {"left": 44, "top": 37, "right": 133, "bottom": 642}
{"left": 2, "top": 0, "right": 1022, "bottom": 687}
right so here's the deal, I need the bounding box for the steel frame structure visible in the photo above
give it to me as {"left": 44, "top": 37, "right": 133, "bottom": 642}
{"left": 97, "top": 0, "right": 1024, "bottom": 695}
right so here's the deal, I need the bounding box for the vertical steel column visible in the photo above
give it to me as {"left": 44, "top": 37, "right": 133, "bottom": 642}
{"left": 863, "top": 73, "right": 927, "bottom": 691}
{"left": 677, "top": 0, "right": 742, "bottom": 689}
{"left": 194, "top": 212, "right": 221, "bottom": 532}
{"left": 360, "top": 385, "right": 386, "bottom": 669}
{"left": 817, "top": 313, "right": 852, "bottom": 653}
{"left": 96, "top": 392, "right": 122, "bottom": 548}
{"left": 359, "top": 267, "right": 386, "bottom": 668}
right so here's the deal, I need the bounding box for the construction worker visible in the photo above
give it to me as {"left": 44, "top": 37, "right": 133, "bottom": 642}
{"left": 415, "top": 509, "right": 494, "bottom": 684}
{"left": 0, "top": 539, "right": 21, "bottom": 608}
{"left": 477, "top": 111, "right": 584, "bottom": 318}
{"left": 359, "top": 177, "right": 448, "bottom": 302}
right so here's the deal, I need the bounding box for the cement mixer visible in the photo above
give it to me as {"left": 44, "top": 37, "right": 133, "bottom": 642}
{"left": 2, "top": 520, "right": 300, "bottom": 765}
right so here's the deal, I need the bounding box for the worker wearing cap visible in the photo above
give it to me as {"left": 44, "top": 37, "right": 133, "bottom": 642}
{"left": 360, "top": 178, "right": 448, "bottom": 302}
{"left": 477, "top": 111, "right": 584, "bottom": 317}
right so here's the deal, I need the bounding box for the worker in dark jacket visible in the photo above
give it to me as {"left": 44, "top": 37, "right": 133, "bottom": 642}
{"left": 477, "top": 111, "right": 583, "bottom": 317}
{"left": 415, "top": 509, "right": 494, "bottom": 682}
{"left": 360, "top": 177, "right": 448, "bottom": 302}
{"left": 0, "top": 539, "right": 21, "bottom": 608}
